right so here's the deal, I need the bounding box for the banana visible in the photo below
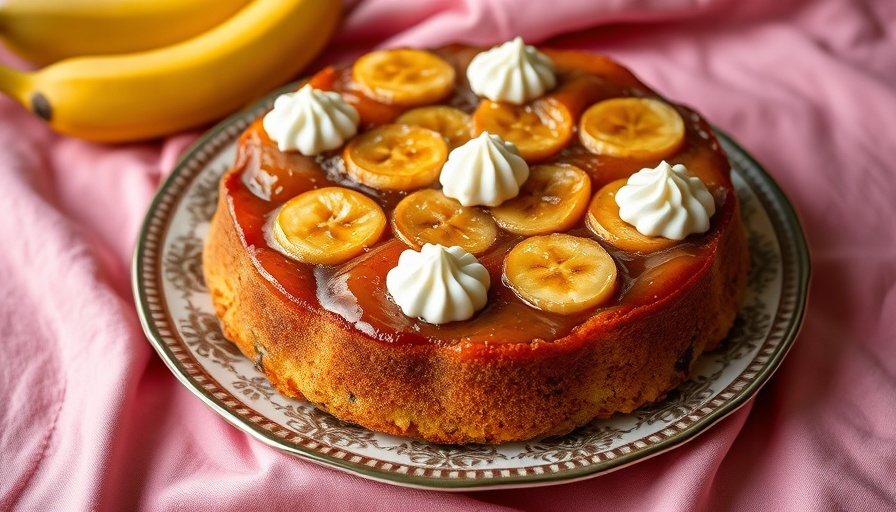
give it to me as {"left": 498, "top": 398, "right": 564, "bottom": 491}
{"left": 0, "top": 0, "right": 340, "bottom": 142}
{"left": 353, "top": 49, "right": 456, "bottom": 107}
{"left": 0, "top": 0, "right": 250, "bottom": 65}
{"left": 274, "top": 187, "right": 386, "bottom": 265}
{"left": 586, "top": 179, "right": 679, "bottom": 253}
{"left": 343, "top": 124, "right": 448, "bottom": 191}
{"left": 490, "top": 164, "right": 591, "bottom": 236}
{"left": 396, "top": 105, "right": 472, "bottom": 149}
{"left": 503, "top": 233, "right": 618, "bottom": 314}
{"left": 472, "top": 98, "right": 573, "bottom": 161}
{"left": 392, "top": 189, "right": 497, "bottom": 254}
{"left": 579, "top": 97, "right": 685, "bottom": 159}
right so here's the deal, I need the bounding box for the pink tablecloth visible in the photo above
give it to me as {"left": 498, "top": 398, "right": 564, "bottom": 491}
{"left": 2, "top": 0, "right": 895, "bottom": 509}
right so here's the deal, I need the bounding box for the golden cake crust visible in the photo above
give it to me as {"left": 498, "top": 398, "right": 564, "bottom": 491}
{"left": 202, "top": 45, "right": 751, "bottom": 444}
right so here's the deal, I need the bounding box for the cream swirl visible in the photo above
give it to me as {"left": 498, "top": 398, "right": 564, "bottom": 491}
{"left": 466, "top": 37, "right": 557, "bottom": 105}
{"left": 262, "top": 84, "right": 359, "bottom": 155}
{"left": 439, "top": 132, "right": 529, "bottom": 207}
{"left": 386, "top": 244, "right": 490, "bottom": 324}
{"left": 615, "top": 161, "right": 716, "bottom": 240}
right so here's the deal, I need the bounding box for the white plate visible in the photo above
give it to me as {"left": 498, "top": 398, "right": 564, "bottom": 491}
{"left": 133, "top": 87, "right": 810, "bottom": 490}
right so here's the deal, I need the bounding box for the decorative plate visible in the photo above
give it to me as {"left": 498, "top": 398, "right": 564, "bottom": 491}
{"left": 133, "top": 85, "right": 810, "bottom": 491}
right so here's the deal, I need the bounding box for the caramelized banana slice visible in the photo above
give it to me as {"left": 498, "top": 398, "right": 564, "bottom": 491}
{"left": 352, "top": 49, "right": 456, "bottom": 106}
{"left": 344, "top": 124, "right": 448, "bottom": 191}
{"left": 579, "top": 97, "right": 685, "bottom": 159}
{"left": 472, "top": 98, "right": 573, "bottom": 161}
{"left": 586, "top": 179, "right": 679, "bottom": 253}
{"left": 274, "top": 187, "right": 386, "bottom": 265}
{"left": 396, "top": 105, "right": 472, "bottom": 149}
{"left": 392, "top": 189, "right": 497, "bottom": 254}
{"left": 504, "top": 234, "right": 618, "bottom": 314}
{"left": 490, "top": 164, "right": 591, "bottom": 236}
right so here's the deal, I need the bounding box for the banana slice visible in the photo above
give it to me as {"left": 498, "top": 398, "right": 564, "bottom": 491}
{"left": 503, "top": 234, "right": 618, "bottom": 314}
{"left": 585, "top": 179, "right": 679, "bottom": 253}
{"left": 472, "top": 98, "right": 573, "bottom": 161}
{"left": 579, "top": 97, "right": 685, "bottom": 159}
{"left": 274, "top": 187, "right": 386, "bottom": 265}
{"left": 396, "top": 105, "right": 472, "bottom": 149}
{"left": 392, "top": 189, "right": 497, "bottom": 254}
{"left": 352, "top": 49, "right": 456, "bottom": 107}
{"left": 343, "top": 124, "right": 448, "bottom": 191}
{"left": 490, "top": 164, "right": 591, "bottom": 236}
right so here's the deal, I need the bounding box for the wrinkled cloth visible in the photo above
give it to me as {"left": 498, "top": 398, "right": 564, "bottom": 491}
{"left": 2, "top": 0, "right": 895, "bottom": 509}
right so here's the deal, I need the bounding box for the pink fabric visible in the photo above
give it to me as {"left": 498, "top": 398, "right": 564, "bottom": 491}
{"left": 2, "top": 0, "right": 895, "bottom": 509}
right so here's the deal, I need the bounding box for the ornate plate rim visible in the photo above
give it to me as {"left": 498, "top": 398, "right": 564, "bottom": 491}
{"left": 133, "top": 85, "right": 810, "bottom": 491}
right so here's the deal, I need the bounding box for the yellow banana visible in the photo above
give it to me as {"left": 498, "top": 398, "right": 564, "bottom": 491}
{"left": 396, "top": 106, "right": 472, "bottom": 149}
{"left": 0, "top": 0, "right": 341, "bottom": 142}
{"left": 275, "top": 187, "right": 387, "bottom": 265}
{"left": 504, "top": 234, "right": 618, "bottom": 314}
{"left": 579, "top": 97, "right": 685, "bottom": 159}
{"left": 490, "top": 164, "right": 592, "bottom": 236}
{"left": 0, "top": 0, "right": 251, "bottom": 65}
{"left": 344, "top": 124, "right": 448, "bottom": 191}
{"left": 391, "top": 189, "right": 497, "bottom": 255}
{"left": 472, "top": 98, "right": 573, "bottom": 162}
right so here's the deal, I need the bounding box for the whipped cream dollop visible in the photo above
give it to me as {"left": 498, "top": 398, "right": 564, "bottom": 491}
{"left": 616, "top": 161, "right": 716, "bottom": 240}
{"left": 262, "top": 84, "right": 359, "bottom": 155}
{"left": 386, "top": 244, "right": 490, "bottom": 324}
{"left": 439, "top": 132, "right": 529, "bottom": 207}
{"left": 466, "top": 37, "right": 557, "bottom": 105}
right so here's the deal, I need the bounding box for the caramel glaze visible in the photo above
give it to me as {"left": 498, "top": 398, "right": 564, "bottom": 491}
{"left": 221, "top": 45, "right": 736, "bottom": 348}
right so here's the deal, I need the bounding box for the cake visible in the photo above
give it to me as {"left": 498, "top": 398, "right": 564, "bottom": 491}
{"left": 202, "top": 38, "right": 751, "bottom": 444}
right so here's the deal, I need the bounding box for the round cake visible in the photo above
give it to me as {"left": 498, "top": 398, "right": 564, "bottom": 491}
{"left": 203, "top": 40, "right": 750, "bottom": 444}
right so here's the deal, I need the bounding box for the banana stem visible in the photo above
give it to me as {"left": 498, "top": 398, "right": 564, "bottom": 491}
{"left": 0, "top": 63, "right": 33, "bottom": 106}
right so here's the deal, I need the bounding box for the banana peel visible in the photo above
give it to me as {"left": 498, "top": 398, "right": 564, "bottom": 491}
{"left": 0, "top": 0, "right": 251, "bottom": 66}
{"left": 0, "top": 0, "right": 341, "bottom": 143}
